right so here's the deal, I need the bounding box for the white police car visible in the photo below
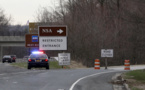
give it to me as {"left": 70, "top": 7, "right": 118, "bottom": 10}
{"left": 28, "top": 51, "right": 49, "bottom": 69}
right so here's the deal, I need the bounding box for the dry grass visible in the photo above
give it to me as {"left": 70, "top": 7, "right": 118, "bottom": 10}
{"left": 122, "top": 70, "right": 145, "bottom": 90}
{"left": 126, "top": 79, "right": 145, "bottom": 90}
{"left": 69, "top": 60, "right": 87, "bottom": 69}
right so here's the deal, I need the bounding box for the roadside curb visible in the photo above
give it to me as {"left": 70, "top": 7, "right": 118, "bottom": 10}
{"left": 112, "top": 73, "right": 130, "bottom": 90}
{"left": 124, "top": 83, "right": 130, "bottom": 90}
{"left": 121, "top": 75, "right": 130, "bottom": 90}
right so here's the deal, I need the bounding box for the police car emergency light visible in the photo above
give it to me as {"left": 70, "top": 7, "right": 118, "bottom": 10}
{"left": 32, "top": 51, "right": 43, "bottom": 54}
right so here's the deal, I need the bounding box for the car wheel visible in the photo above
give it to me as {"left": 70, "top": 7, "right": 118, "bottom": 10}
{"left": 9, "top": 60, "right": 12, "bottom": 63}
{"left": 2, "top": 61, "right": 4, "bottom": 63}
{"left": 46, "top": 65, "right": 49, "bottom": 70}
{"left": 28, "top": 65, "right": 31, "bottom": 69}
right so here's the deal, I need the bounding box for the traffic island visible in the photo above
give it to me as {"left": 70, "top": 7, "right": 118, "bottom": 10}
{"left": 111, "top": 73, "right": 129, "bottom": 90}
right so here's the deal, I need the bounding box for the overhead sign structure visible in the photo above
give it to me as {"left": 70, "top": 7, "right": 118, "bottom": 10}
{"left": 101, "top": 49, "right": 113, "bottom": 57}
{"left": 39, "top": 26, "right": 67, "bottom": 50}
{"left": 58, "top": 53, "right": 70, "bottom": 65}
{"left": 25, "top": 34, "right": 39, "bottom": 47}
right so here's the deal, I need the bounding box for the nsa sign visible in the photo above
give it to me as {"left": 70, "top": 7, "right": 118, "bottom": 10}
{"left": 39, "top": 26, "right": 67, "bottom": 50}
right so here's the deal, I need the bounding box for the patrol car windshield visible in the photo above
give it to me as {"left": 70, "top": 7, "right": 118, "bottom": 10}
{"left": 30, "top": 54, "right": 47, "bottom": 58}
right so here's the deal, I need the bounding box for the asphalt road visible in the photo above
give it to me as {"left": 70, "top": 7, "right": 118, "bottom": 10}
{"left": 72, "top": 72, "right": 119, "bottom": 90}
{"left": 0, "top": 63, "right": 123, "bottom": 90}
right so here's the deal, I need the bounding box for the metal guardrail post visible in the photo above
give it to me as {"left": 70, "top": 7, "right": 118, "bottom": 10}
{"left": 0, "top": 46, "right": 2, "bottom": 62}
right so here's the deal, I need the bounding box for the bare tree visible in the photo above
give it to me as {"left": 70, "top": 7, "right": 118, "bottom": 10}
{"left": 0, "top": 8, "right": 11, "bottom": 36}
{"left": 34, "top": 0, "right": 145, "bottom": 66}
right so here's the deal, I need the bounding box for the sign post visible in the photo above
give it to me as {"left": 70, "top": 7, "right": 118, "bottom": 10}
{"left": 105, "top": 58, "right": 107, "bottom": 69}
{"left": 101, "top": 49, "right": 113, "bottom": 69}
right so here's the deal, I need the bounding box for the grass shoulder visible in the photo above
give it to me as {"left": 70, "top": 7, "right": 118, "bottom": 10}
{"left": 123, "top": 70, "right": 145, "bottom": 90}
{"left": 11, "top": 62, "right": 27, "bottom": 68}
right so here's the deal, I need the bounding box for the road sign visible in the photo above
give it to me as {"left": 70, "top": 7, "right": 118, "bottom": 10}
{"left": 29, "top": 22, "right": 40, "bottom": 34}
{"left": 39, "top": 26, "right": 67, "bottom": 36}
{"left": 32, "top": 36, "right": 38, "bottom": 42}
{"left": 39, "top": 26, "right": 67, "bottom": 50}
{"left": 101, "top": 49, "right": 113, "bottom": 57}
{"left": 58, "top": 53, "right": 70, "bottom": 65}
{"left": 39, "top": 37, "right": 67, "bottom": 50}
{"left": 25, "top": 34, "right": 39, "bottom": 47}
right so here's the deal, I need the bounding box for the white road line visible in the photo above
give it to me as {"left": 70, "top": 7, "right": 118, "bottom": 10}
{"left": 69, "top": 71, "right": 120, "bottom": 90}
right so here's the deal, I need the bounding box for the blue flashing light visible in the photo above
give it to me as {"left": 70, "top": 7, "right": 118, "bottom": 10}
{"left": 32, "top": 51, "right": 43, "bottom": 54}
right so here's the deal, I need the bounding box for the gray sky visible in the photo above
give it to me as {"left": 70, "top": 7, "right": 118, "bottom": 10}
{"left": 0, "top": 0, "right": 60, "bottom": 25}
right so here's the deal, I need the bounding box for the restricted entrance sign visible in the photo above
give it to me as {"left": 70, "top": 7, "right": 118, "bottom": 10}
{"left": 58, "top": 53, "right": 70, "bottom": 65}
{"left": 39, "top": 26, "right": 67, "bottom": 50}
{"left": 101, "top": 49, "right": 113, "bottom": 57}
{"left": 39, "top": 37, "right": 67, "bottom": 50}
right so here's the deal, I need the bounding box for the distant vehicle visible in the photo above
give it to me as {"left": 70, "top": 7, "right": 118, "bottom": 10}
{"left": 11, "top": 55, "right": 16, "bottom": 62}
{"left": 2, "top": 55, "right": 12, "bottom": 63}
{"left": 27, "top": 51, "right": 49, "bottom": 70}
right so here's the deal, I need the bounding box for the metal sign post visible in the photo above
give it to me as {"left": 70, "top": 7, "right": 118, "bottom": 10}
{"left": 105, "top": 58, "right": 108, "bottom": 69}
{"left": 0, "top": 46, "right": 3, "bottom": 61}
{"left": 101, "top": 49, "right": 113, "bottom": 70}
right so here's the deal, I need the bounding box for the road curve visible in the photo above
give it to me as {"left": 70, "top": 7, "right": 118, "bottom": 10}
{"left": 0, "top": 63, "right": 124, "bottom": 90}
{"left": 71, "top": 71, "right": 122, "bottom": 90}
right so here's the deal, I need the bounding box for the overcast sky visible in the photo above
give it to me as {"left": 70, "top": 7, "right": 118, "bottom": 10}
{"left": 0, "top": 0, "right": 60, "bottom": 25}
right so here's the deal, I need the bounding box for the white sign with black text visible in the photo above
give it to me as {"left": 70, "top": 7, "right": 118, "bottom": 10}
{"left": 58, "top": 53, "right": 70, "bottom": 65}
{"left": 39, "top": 37, "right": 67, "bottom": 50}
{"left": 101, "top": 49, "right": 113, "bottom": 57}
